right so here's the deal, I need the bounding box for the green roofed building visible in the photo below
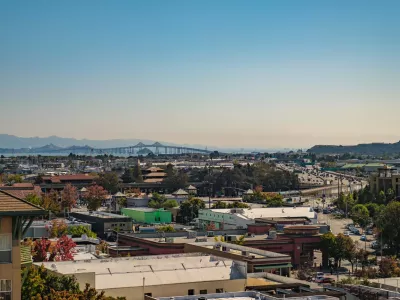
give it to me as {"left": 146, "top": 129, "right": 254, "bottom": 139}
{"left": 121, "top": 208, "right": 172, "bottom": 224}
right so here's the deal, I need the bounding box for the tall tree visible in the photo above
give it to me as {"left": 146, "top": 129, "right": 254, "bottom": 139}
{"left": 133, "top": 164, "right": 143, "bottom": 183}
{"left": 376, "top": 201, "right": 400, "bottom": 255}
{"left": 96, "top": 172, "right": 120, "bottom": 194}
{"left": 121, "top": 168, "right": 134, "bottom": 183}
{"left": 83, "top": 184, "right": 108, "bottom": 211}
{"left": 61, "top": 183, "right": 77, "bottom": 211}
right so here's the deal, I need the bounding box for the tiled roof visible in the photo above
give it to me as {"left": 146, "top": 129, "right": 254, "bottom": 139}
{"left": 42, "top": 174, "right": 95, "bottom": 183}
{"left": 0, "top": 184, "right": 42, "bottom": 200}
{"left": 143, "top": 178, "right": 164, "bottom": 183}
{"left": 144, "top": 172, "right": 166, "bottom": 178}
{"left": 0, "top": 190, "right": 46, "bottom": 215}
{"left": 173, "top": 189, "right": 189, "bottom": 196}
{"left": 145, "top": 167, "right": 164, "bottom": 172}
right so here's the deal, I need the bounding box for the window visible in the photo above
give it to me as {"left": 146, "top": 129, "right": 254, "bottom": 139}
{"left": 200, "top": 290, "right": 207, "bottom": 294}
{"left": 188, "top": 289, "right": 194, "bottom": 295}
{"left": 0, "top": 279, "right": 11, "bottom": 300}
{"left": 0, "top": 235, "right": 11, "bottom": 264}
{"left": 216, "top": 289, "right": 223, "bottom": 293}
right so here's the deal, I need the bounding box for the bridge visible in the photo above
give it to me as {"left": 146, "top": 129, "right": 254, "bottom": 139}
{"left": 53, "top": 142, "right": 213, "bottom": 155}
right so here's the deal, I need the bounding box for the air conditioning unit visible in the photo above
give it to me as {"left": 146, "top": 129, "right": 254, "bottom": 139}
{"left": 207, "top": 231, "right": 215, "bottom": 237}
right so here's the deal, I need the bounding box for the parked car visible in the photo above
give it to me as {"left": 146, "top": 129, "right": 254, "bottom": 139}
{"left": 371, "top": 241, "right": 379, "bottom": 249}
{"left": 315, "top": 277, "right": 335, "bottom": 284}
{"left": 344, "top": 231, "right": 351, "bottom": 236}
{"left": 366, "top": 229, "right": 373, "bottom": 235}
{"left": 360, "top": 235, "right": 366, "bottom": 241}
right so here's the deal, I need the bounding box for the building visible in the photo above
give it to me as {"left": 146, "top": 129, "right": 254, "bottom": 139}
{"left": 198, "top": 207, "right": 317, "bottom": 230}
{"left": 40, "top": 174, "right": 96, "bottom": 190}
{"left": 369, "top": 166, "right": 400, "bottom": 197}
{"left": 114, "top": 225, "right": 321, "bottom": 267}
{"left": 142, "top": 167, "right": 167, "bottom": 183}
{"left": 36, "top": 253, "right": 247, "bottom": 300}
{"left": 121, "top": 208, "right": 172, "bottom": 224}
{"left": 151, "top": 289, "right": 344, "bottom": 300}
{"left": 70, "top": 211, "right": 133, "bottom": 238}
{"left": 0, "top": 190, "right": 46, "bottom": 300}
{"left": 0, "top": 183, "right": 42, "bottom": 199}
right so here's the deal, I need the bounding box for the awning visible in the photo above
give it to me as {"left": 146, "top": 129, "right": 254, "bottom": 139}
{"left": 254, "top": 263, "right": 292, "bottom": 270}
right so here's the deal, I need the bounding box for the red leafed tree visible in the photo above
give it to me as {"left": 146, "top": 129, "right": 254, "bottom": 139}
{"left": 52, "top": 235, "right": 76, "bottom": 261}
{"left": 83, "top": 184, "right": 108, "bottom": 211}
{"left": 61, "top": 183, "right": 77, "bottom": 211}
{"left": 32, "top": 238, "right": 51, "bottom": 262}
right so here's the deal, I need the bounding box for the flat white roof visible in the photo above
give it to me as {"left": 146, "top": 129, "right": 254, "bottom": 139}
{"left": 207, "top": 207, "right": 316, "bottom": 220}
{"left": 36, "top": 254, "right": 244, "bottom": 290}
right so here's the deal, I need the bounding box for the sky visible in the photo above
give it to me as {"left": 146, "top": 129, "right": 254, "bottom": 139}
{"left": 1, "top": 1, "right": 399, "bottom": 149}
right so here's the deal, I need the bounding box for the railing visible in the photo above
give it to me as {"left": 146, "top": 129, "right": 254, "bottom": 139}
{"left": 20, "top": 245, "right": 32, "bottom": 265}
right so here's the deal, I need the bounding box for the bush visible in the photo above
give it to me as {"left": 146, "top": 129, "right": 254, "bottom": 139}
{"left": 68, "top": 225, "right": 97, "bottom": 238}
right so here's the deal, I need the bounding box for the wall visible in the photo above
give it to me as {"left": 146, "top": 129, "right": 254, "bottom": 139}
{"left": 99, "top": 279, "right": 246, "bottom": 300}
{"left": 0, "top": 217, "right": 21, "bottom": 300}
{"left": 122, "top": 209, "right": 146, "bottom": 223}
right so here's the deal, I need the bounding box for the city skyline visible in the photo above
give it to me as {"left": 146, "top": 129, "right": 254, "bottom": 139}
{"left": 1, "top": 1, "right": 399, "bottom": 148}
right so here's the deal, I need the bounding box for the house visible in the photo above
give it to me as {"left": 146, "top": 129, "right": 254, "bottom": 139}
{"left": 0, "top": 183, "right": 42, "bottom": 199}
{"left": 0, "top": 190, "right": 46, "bottom": 300}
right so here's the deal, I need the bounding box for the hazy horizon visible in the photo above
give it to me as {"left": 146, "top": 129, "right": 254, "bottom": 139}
{"left": 1, "top": 1, "right": 399, "bottom": 149}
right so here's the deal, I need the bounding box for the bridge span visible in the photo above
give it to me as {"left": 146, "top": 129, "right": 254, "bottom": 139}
{"left": 54, "top": 142, "right": 213, "bottom": 155}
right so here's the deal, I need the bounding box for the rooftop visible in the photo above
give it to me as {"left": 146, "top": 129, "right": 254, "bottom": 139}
{"left": 205, "top": 207, "right": 316, "bottom": 220}
{"left": 0, "top": 190, "right": 46, "bottom": 216}
{"left": 36, "top": 253, "right": 246, "bottom": 290}
{"left": 73, "top": 211, "right": 131, "bottom": 219}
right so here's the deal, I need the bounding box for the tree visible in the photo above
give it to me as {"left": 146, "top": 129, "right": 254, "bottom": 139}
{"left": 162, "top": 199, "right": 178, "bottom": 208}
{"left": 25, "top": 193, "right": 42, "bottom": 206}
{"left": 351, "top": 204, "right": 370, "bottom": 231}
{"left": 365, "top": 203, "right": 382, "bottom": 221}
{"left": 379, "top": 256, "right": 400, "bottom": 277}
{"left": 386, "top": 188, "right": 395, "bottom": 202}
{"left": 61, "top": 184, "right": 77, "bottom": 211}
{"left": 32, "top": 238, "right": 51, "bottom": 262}
{"left": 68, "top": 225, "right": 97, "bottom": 238}
{"left": 83, "top": 184, "right": 108, "bottom": 211}
{"left": 52, "top": 235, "right": 76, "bottom": 261}
{"left": 157, "top": 225, "right": 175, "bottom": 232}
{"left": 228, "top": 202, "right": 249, "bottom": 208}
{"left": 212, "top": 201, "right": 228, "bottom": 209}
{"left": 133, "top": 164, "right": 143, "bottom": 183}
{"left": 376, "top": 201, "right": 400, "bottom": 255}
{"left": 42, "top": 193, "right": 61, "bottom": 214}
{"left": 121, "top": 168, "right": 134, "bottom": 183}
{"left": 180, "top": 197, "right": 205, "bottom": 223}
{"left": 96, "top": 172, "right": 120, "bottom": 194}
{"left": 47, "top": 219, "right": 68, "bottom": 238}
{"left": 6, "top": 174, "right": 22, "bottom": 183}
{"left": 344, "top": 239, "right": 358, "bottom": 273}
{"left": 376, "top": 190, "right": 386, "bottom": 205}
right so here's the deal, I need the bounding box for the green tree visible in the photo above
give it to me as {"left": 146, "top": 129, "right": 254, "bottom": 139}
{"left": 6, "top": 174, "right": 23, "bottom": 183}
{"left": 377, "top": 190, "right": 386, "bottom": 204}
{"left": 376, "top": 201, "right": 400, "bottom": 255}
{"left": 212, "top": 201, "right": 228, "bottom": 209}
{"left": 25, "top": 193, "right": 42, "bottom": 206}
{"left": 228, "top": 202, "right": 249, "bottom": 208}
{"left": 148, "top": 193, "right": 168, "bottom": 209}
{"left": 162, "top": 199, "right": 178, "bottom": 208}
{"left": 180, "top": 197, "right": 205, "bottom": 223}
{"left": 386, "top": 188, "right": 395, "bottom": 202}
{"left": 157, "top": 225, "right": 176, "bottom": 232}
{"left": 121, "top": 168, "right": 134, "bottom": 183}
{"left": 133, "top": 164, "right": 143, "bottom": 183}
{"left": 96, "top": 172, "right": 120, "bottom": 194}
{"left": 68, "top": 225, "right": 97, "bottom": 238}
{"left": 351, "top": 204, "right": 370, "bottom": 231}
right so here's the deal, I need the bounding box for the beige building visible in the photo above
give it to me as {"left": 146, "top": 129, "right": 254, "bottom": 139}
{"left": 0, "top": 190, "right": 46, "bottom": 300}
{"left": 36, "top": 253, "right": 247, "bottom": 300}
{"left": 369, "top": 166, "right": 400, "bottom": 197}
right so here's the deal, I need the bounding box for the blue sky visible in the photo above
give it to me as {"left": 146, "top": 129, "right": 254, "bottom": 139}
{"left": 1, "top": 1, "right": 399, "bottom": 149}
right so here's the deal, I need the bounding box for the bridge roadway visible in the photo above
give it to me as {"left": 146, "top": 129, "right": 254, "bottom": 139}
{"left": 52, "top": 142, "right": 213, "bottom": 155}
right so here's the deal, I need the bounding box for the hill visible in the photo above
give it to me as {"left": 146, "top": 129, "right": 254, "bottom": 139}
{"left": 308, "top": 141, "right": 400, "bottom": 155}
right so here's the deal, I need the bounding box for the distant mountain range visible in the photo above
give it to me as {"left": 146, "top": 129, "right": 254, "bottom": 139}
{"left": 308, "top": 141, "right": 400, "bottom": 155}
{"left": 0, "top": 134, "right": 291, "bottom": 154}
